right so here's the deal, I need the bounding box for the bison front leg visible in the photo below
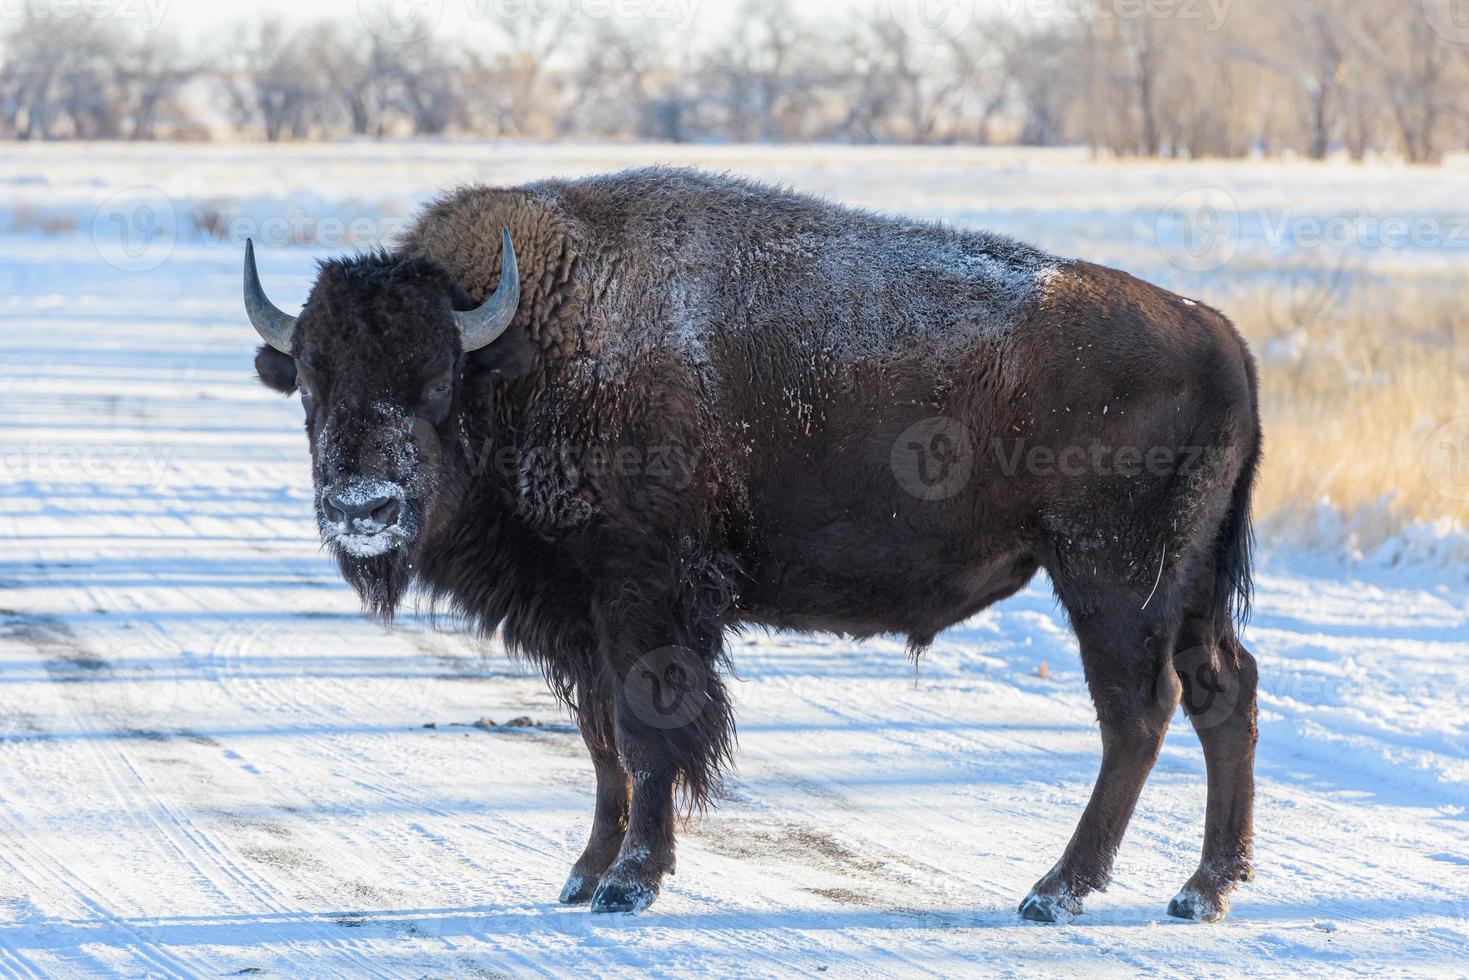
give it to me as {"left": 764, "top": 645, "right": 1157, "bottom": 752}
{"left": 590, "top": 761, "right": 678, "bottom": 914}
{"left": 560, "top": 704, "right": 631, "bottom": 904}
{"left": 586, "top": 596, "right": 733, "bottom": 914}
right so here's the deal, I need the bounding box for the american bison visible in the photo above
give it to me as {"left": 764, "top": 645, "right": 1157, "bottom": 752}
{"left": 245, "top": 167, "right": 1261, "bottom": 922}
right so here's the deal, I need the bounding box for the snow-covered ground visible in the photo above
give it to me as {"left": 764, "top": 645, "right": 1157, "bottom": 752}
{"left": 0, "top": 145, "right": 1467, "bottom": 976}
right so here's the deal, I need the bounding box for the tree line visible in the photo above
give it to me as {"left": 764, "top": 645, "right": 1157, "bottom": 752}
{"left": 1, "top": 0, "right": 1465, "bottom": 162}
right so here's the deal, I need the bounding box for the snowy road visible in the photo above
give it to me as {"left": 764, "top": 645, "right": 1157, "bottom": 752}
{"left": 0, "top": 173, "right": 1467, "bottom": 976}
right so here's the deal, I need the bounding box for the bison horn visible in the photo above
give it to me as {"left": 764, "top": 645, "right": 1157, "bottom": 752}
{"left": 243, "top": 238, "right": 298, "bottom": 354}
{"left": 455, "top": 228, "right": 520, "bottom": 351}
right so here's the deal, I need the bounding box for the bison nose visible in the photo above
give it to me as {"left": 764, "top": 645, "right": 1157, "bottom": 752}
{"left": 324, "top": 493, "right": 401, "bottom": 528}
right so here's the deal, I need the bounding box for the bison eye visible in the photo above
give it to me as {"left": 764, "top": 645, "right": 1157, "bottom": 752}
{"left": 418, "top": 375, "right": 454, "bottom": 424}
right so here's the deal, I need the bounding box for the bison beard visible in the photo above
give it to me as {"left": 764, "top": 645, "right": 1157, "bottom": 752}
{"left": 334, "top": 534, "right": 417, "bottom": 624}
{"left": 329, "top": 454, "right": 465, "bottom": 625}
{"left": 246, "top": 167, "right": 1263, "bottom": 921}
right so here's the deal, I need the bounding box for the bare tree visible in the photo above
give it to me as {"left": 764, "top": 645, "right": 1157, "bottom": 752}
{"left": 556, "top": 18, "right": 670, "bottom": 139}
{"left": 830, "top": 18, "right": 900, "bottom": 142}
{"left": 869, "top": 17, "right": 933, "bottom": 142}
{"left": 386, "top": 34, "right": 465, "bottom": 136}
{"left": 1120, "top": 13, "right": 1165, "bottom": 155}
{"left": 0, "top": 13, "right": 121, "bottom": 139}
{"left": 1364, "top": 8, "right": 1460, "bottom": 164}
{"left": 114, "top": 32, "right": 193, "bottom": 140}
{"left": 308, "top": 24, "right": 390, "bottom": 137}
{"left": 704, "top": 0, "right": 825, "bottom": 142}
{"left": 946, "top": 24, "right": 1012, "bottom": 145}
{"left": 0, "top": 0, "right": 1464, "bottom": 162}
{"left": 467, "top": 9, "right": 576, "bottom": 137}
{"left": 1230, "top": 0, "right": 1351, "bottom": 159}
{"left": 1004, "top": 23, "right": 1076, "bottom": 147}
{"left": 222, "top": 20, "right": 326, "bottom": 141}
{"left": 1295, "top": 0, "right": 1347, "bottom": 159}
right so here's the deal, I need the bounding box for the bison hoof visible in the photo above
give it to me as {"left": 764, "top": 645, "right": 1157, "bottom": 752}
{"left": 590, "top": 871, "right": 659, "bottom": 914}
{"left": 590, "top": 863, "right": 661, "bottom": 916}
{"left": 1167, "top": 888, "right": 1228, "bottom": 923}
{"left": 1018, "top": 892, "right": 1079, "bottom": 924}
{"left": 559, "top": 872, "right": 600, "bottom": 905}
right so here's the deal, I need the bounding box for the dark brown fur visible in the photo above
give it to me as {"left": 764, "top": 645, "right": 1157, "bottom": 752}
{"left": 252, "top": 167, "right": 1261, "bottom": 920}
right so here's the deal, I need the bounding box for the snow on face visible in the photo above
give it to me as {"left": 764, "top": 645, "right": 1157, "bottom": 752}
{"left": 334, "top": 527, "right": 409, "bottom": 558}
{"left": 318, "top": 476, "right": 415, "bottom": 557}
{"left": 310, "top": 383, "right": 431, "bottom": 557}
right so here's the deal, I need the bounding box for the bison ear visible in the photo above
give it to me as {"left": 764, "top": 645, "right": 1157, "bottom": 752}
{"left": 255, "top": 344, "right": 298, "bottom": 394}
{"left": 452, "top": 283, "right": 533, "bottom": 383}
{"left": 465, "top": 323, "right": 534, "bottom": 383}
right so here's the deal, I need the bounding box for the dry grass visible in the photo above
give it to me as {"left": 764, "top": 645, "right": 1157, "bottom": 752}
{"left": 1213, "top": 271, "right": 1469, "bottom": 559}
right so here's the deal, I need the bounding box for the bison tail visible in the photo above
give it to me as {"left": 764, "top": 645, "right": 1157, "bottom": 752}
{"left": 1212, "top": 413, "right": 1261, "bottom": 641}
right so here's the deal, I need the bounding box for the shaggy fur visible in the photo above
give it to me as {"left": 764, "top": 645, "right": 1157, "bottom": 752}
{"left": 252, "top": 167, "right": 1262, "bottom": 919}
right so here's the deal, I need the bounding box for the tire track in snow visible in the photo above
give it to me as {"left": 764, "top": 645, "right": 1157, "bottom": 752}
{"left": 720, "top": 606, "right": 1469, "bottom": 949}
{"left": 198, "top": 622, "right": 581, "bottom": 975}
{"left": 0, "top": 612, "right": 392, "bottom": 977}
{"left": 0, "top": 778, "right": 202, "bottom": 978}
{"left": 0, "top": 617, "right": 217, "bottom": 976}
{"left": 214, "top": 618, "right": 978, "bottom": 971}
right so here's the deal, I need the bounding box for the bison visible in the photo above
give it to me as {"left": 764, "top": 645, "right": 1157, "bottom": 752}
{"left": 244, "top": 167, "right": 1261, "bottom": 922}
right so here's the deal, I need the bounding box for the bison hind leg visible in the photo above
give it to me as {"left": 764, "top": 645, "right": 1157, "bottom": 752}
{"left": 1019, "top": 564, "right": 1186, "bottom": 922}
{"left": 1168, "top": 571, "right": 1259, "bottom": 922}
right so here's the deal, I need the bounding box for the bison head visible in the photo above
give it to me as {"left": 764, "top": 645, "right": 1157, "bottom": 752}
{"left": 245, "top": 231, "right": 526, "bottom": 618}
